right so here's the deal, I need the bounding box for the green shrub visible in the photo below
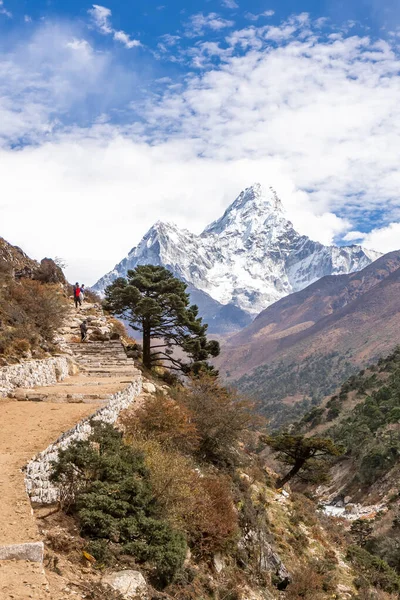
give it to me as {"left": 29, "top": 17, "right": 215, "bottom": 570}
{"left": 51, "top": 422, "right": 187, "bottom": 587}
{"left": 123, "top": 517, "right": 187, "bottom": 586}
{"left": 346, "top": 545, "right": 400, "bottom": 594}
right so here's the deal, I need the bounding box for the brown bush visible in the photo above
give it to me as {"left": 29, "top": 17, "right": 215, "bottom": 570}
{"left": 353, "top": 589, "right": 398, "bottom": 600}
{"left": 190, "top": 475, "right": 239, "bottom": 557}
{"left": 128, "top": 438, "right": 201, "bottom": 530}
{"left": 0, "top": 278, "right": 67, "bottom": 358}
{"left": 122, "top": 394, "right": 199, "bottom": 453}
{"left": 176, "top": 375, "right": 263, "bottom": 466}
{"left": 128, "top": 438, "right": 238, "bottom": 558}
{"left": 284, "top": 565, "right": 330, "bottom": 599}
{"left": 84, "top": 288, "right": 102, "bottom": 303}
{"left": 109, "top": 317, "right": 128, "bottom": 339}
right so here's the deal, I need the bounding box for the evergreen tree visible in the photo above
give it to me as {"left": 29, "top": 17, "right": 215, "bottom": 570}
{"left": 104, "top": 265, "right": 220, "bottom": 373}
{"left": 262, "top": 433, "right": 343, "bottom": 487}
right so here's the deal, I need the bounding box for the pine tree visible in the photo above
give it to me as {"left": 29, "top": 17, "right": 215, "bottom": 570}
{"left": 104, "top": 265, "right": 220, "bottom": 373}
{"left": 262, "top": 433, "right": 343, "bottom": 487}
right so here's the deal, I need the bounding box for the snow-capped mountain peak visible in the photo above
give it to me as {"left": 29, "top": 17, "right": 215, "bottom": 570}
{"left": 203, "top": 184, "right": 285, "bottom": 237}
{"left": 93, "top": 184, "right": 380, "bottom": 332}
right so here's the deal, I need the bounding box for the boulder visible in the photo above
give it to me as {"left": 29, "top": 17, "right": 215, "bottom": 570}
{"left": 213, "top": 553, "right": 226, "bottom": 573}
{"left": 239, "top": 531, "right": 291, "bottom": 590}
{"left": 102, "top": 570, "right": 148, "bottom": 599}
{"left": 142, "top": 382, "right": 156, "bottom": 394}
{"left": 90, "top": 327, "right": 111, "bottom": 341}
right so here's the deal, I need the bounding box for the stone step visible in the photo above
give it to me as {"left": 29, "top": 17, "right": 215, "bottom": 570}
{"left": 76, "top": 357, "right": 131, "bottom": 361}
{"left": 77, "top": 358, "right": 131, "bottom": 363}
{"left": 73, "top": 352, "right": 129, "bottom": 357}
{"left": 73, "top": 354, "right": 129, "bottom": 359}
{"left": 68, "top": 341, "right": 123, "bottom": 346}
{"left": 73, "top": 353, "right": 130, "bottom": 359}
{"left": 71, "top": 345, "right": 126, "bottom": 350}
{"left": 84, "top": 370, "right": 135, "bottom": 377}
{"left": 11, "top": 391, "right": 111, "bottom": 403}
{"left": 75, "top": 360, "right": 130, "bottom": 365}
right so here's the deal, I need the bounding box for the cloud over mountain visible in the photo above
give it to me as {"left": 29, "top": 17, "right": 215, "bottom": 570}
{"left": 0, "top": 10, "right": 399, "bottom": 284}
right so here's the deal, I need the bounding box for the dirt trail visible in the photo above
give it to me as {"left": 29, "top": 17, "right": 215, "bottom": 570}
{"left": 0, "top": 303, "right": 141, "bottom": 599}
{"left": 0, "top": 400, "right": 99, "bottom": 546}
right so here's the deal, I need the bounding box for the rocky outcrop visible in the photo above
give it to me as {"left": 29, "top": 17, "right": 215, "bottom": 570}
{"left": 0, "top": 356, "right": 70, "bottom": 398}
{"left": 239, "top": 530, "right": 291, "bottom": 589}
{"left": 102, "top": 570, "right": 148, "bottom": 599}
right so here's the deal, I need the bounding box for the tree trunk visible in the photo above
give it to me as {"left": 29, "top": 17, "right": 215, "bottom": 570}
{"left": 276, "top": 460, "right": 305, "bottom": 488}
{"left": 142, "top": 323, "right": 151, "bottom": 369}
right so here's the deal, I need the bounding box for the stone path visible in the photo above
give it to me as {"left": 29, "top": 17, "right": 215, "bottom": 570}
{"left": 0, "top": 303, "right": 142, "bottom": 599}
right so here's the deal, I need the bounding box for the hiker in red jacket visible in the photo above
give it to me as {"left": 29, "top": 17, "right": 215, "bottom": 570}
{"left": 73, "top": 282, "right": 82, "bottom": 309}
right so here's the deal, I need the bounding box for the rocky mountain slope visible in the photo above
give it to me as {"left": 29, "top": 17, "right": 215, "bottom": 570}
{"left": 93, "top": 184, "right": 379, "bottom": 333}
{"left": 303, "top": 348, "right": 400, "bottom": 589}
{"left": 300, "top": 346, "right": 400, "bottom": 506}
{"left": 218, "top": 251, "right": 400, "bottom": 428}
{"left": 0, "top": 236, "right": 38, "bottom": 276}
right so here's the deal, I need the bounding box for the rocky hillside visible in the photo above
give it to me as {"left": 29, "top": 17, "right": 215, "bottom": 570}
{"left": 287, "top": 348, "right": 400, "bottom": 596}
{"left": 299, "top": 346, "right": 400, "bottom": 506}
{"left": 218, "top": 251, "right": 400, "bottom": 429}
{"left": 31, "top": 376, "right": 371, "bottom": 600}
{"left": 0, "top": 236, "right": 38, "bottom": 276}
{"left": 0, "top": 238, "right": 69, "bottom": 365}
{"left": 93, "top": 184, "right": 379, "bottom": 334}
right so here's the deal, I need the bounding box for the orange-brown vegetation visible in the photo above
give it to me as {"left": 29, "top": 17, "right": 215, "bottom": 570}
{"left": 0, "top": 278, "right": 68, "bottom": 361}
{"left": 123, "top": 393, "right": 199, "bottom": 453}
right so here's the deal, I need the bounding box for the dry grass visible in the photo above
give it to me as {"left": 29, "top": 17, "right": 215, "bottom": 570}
{"left": 0, "top": 278, "right": 68, "bottom": 361}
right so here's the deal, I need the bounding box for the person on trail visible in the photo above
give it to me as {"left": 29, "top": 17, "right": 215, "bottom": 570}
{"left": 80, "top": 320, "right": 88, "bottom": 342}
{"left": 79, "top": 284, "right": 85, "bottom": 304}
{"left": 73, "top": 282, "right": 82, "bottom": 309}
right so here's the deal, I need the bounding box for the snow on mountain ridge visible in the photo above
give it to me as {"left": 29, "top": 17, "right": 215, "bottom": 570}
{"left": 203, "top": 184, "right": 285, "bottom": 237}
{"left": 93, "top": 184, "right": 381, "bottom": 320}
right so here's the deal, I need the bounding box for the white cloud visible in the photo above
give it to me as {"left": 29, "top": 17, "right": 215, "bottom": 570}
{"left": 66, "top": 38, "right": 93, "bottom": 53}
{"left": 88, "top": 4, "right": 141, "bottom": 49}
{"left": 0, "top": 22, "right": 140, "bottom": 145}
{"left": 113, "top": 30, "right": 141, "bottom": 48}
{"left": 0, "top": 137, "right": 350, "bottom": 285}
{"left": 24, "top": 15, "right": 32, "bottom": 23}
{"left": 186, "top": 13, "right": 234, "bottom": 37}
{"left": 1, "top": 13, "right": 400, "bottom": 285}
{"left": 346, "top": 223, "right": 400, "bottom": 253}
{"left": 343, "top": 231, "right": 364, "bottom": 242}
{"left": 88, "top": 4, "right": 112, "bottom": 34}
{"left": 244, "top": 10, "right": 275, "bottom": 22}
{"left": 186, "top": 42, "right": 233, "bottom": 68}
{"left": 159, "top": 34, "right": 180, "bottom": 46}
{"left": 0, "top": 0, "right": 11, "bottom": 18}
{"left": 221, "top": 0, "right": 239, "bottom": 8}
{"left": 244, "top": 13, "right": 259, "bottom": 22}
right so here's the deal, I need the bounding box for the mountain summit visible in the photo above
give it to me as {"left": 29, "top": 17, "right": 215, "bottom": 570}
{"left": 203, "top": 183, "right": 284, "bottom": 236}
{"left": 93, "top": 184, "right": 380, "bottom": 333}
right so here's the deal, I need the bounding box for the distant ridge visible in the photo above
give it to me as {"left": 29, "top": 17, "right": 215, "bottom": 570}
{"left": 217, "top": 250, "right": 400, "bottom": 428}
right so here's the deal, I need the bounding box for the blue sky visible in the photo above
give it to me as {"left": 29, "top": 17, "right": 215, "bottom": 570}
{"left": 0, "top": 0, "right": 400, "bottom": 283}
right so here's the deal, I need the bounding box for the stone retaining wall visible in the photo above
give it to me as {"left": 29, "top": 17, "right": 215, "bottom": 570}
{"left": 25, "top": 375, "right": 143, "bottom": 504}
{"left": 0, "top": 356, "right": 70, "bottom": 398}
